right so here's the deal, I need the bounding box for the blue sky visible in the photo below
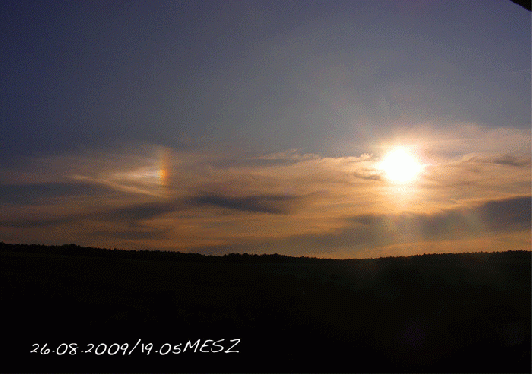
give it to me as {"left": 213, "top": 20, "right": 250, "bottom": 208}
{"left": 0, "top": 0, "right": 530, "bottom": 257}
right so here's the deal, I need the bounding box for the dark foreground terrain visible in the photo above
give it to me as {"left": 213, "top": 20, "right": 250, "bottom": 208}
{"left": 1, "top": 242, "right": 530, "bottom": 373}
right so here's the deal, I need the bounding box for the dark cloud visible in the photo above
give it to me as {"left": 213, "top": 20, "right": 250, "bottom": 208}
{"left": 0, "top": 199, "right": 182, "bottom": 230}
{"left": 208, "top": 156, "right": 304, "bottom": 169}
{"left": 351, "top": 172, "right": 382, "bottom": 181}
{"left": 355, "top": 196, "right": 531, "bottom": 242}
{"left": 263, "top": 196, "right": 532, "bottom": 256}
{"left": 188, "top": 194, "right": 303, "bottom": 215}
{"left": 459, "top": 154, "right": 532, "bottom": 169}
{"left": 415, "top": 211, "right": 472, "bottom": 240}
{"left": 0, "top": 191, "right": 304, "bottom": 239}
{"left": 0, "top": 216, "right": 74, "bottom": 229}
{"left": 0, "top": 182, "right": 116, "bottom": 206}
{"left": 93, "top": 201, "right": 180, "bottom": 222}
{"left": 491, "top": 155, "right": 531, "bottom": 167}
{"left": 476, "top": 196, "right": 531, "bottom": 231}
{"left": 88, "top": 202, "right": 180, "bottom": 241}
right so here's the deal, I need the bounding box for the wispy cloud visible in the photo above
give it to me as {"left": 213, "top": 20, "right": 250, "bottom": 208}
{"left": 0, "top": 123, "right": 529, "bottom": 256}
{"left": 219, "top": 196, "right": 531, "bottom": 258}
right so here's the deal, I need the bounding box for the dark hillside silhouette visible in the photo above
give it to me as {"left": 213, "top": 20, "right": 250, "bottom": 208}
{"left": 1, "top": 242, "right": 530, "bottom": 373}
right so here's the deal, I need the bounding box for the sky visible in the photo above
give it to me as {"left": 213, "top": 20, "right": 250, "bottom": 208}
{"left": 0, "top": 0, "right": 530, "bottom": 258}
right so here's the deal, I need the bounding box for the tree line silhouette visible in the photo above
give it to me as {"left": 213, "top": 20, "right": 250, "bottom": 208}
{"left": 1, "top": 241, "right": 529, "bottom": 263}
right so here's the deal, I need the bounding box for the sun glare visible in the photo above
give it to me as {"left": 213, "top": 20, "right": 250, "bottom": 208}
{"left": 379, "top": 147, "right": 423, "bottom": 184}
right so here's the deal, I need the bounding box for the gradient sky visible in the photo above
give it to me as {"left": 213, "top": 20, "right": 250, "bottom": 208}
{"left": 1, "top": 0, "right": 530, "bottom": 258}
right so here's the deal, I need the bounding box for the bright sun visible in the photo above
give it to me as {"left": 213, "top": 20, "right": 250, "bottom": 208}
{"left": 379, "top": 147, "right": 423, "bottom": 184}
